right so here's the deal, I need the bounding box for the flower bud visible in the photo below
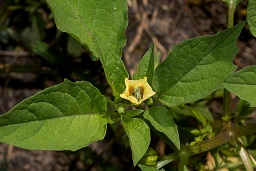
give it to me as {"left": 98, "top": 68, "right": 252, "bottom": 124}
{"left": 139, "top": 148, "right": 158, "bottom": 166}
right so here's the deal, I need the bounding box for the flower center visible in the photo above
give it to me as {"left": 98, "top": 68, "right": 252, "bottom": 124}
{"left": 129, "top": 86, "right": 144, "bottom": 101}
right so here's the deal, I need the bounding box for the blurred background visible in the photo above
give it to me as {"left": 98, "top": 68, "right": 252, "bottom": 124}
{"left": 0, "top": 0, "right": 256, "bottom": 170}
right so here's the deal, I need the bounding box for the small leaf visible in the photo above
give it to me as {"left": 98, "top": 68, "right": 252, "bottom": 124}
{"left": 67, "top": 35, "right": 83, "bottom": 57}
{"left": 123, "top": 109, "right": 144, "bottom": 120}
{"left": 122, "top": 118, "right": 150, "bottom": 166}
{"left": 139, "top": 164, "right": 165, "bottom": 171}
{"left": 32, "top": 41, "right": 67, "bottom": 64}
{"left": 0, "top": 79, "right": 107, "bottom": 151}
{"left": 247, "top": 0, "right": 256, "bottom": 37}
{"left": 134, "top": 45, "right": 155, "bottom": 86}
{"left": 190, "top": 103, "right": 214, "bottom": 126}
{"left": 236, "top": 100, "right": 254, "bottom": 117}
{"left": 170, "top": 104, "right": 213, "bottom": 122}
{"left": 224, "top": 65, "right": 256, "bottom": 107}
{"left": 139, "top": 148, "right": 158, "bottom": 166}
{"left": 153, "top": 22, "right": 245, "bottom": 107}
{"left": 240, "top": 146, "right": 254, "bottom": 171}
{"left": 144, "top": 106, "right": 180, "bottom": 149}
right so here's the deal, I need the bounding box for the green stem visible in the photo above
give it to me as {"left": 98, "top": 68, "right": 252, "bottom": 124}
{"left": 178, "top": 154, "right": 190, "bottom": 171}
{"left": 156, "top": 151, "right": 179, "bottom": 169}
{"left": 233, "top": 123, "right": 256, "bottom": 137}
{"left": 227, "top": 0, "right": 236, "bottom": 29}
{"left": 157, "top": 122, "right": 256, "bottom": 168}
{"left": 222, "top": 0, "right": 236, "bottom": 123}
{"left": 190, "top": 131, "right": 230, "bottom": 154}
{"left": 190, "top": 122, "right": 256, "bottom": 155}
{"left": 223, "top": 89, "right": 231, "bottom": 123}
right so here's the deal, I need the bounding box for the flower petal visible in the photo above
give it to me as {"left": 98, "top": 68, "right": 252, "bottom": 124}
{"left": 120, "top": 77, "right": 155, "bottom": 105}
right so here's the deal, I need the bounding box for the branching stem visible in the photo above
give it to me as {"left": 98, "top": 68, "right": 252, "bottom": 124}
{"left": 157, "top": 122, "right": 256, "bottom": 169}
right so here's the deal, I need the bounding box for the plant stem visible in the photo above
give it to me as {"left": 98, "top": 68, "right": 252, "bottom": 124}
{"left": 156, "top": 151, "right": 178, "bottom": 169}
{"left": 189, "top": 131, "right": 231, "bottom": 154}
{"left": 223, "top": 89, "right": 231, "bottom": 123}
{"left": 227, "top": 0, "right": 235, "bottom": 29}
{"left": 178, "top": 154, "right": 189, "bottom": 171}
{"left": 157, "top": 122, "right": 256, "bottom": 168}
{"left": 222, "top": 0, "right": 236, "bottom": 124}
{"left": 190, "top": 122, "right": 256, "bottom": 155}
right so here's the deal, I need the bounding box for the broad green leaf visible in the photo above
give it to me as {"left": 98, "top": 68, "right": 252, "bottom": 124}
{"left": 153, "top": 22, "right": 244, "bottom": 107}
{"left": 122, "top": 118, "right": 150, "bottom": 166}
{"left": 45, "top": 0, "right": 129, "bottom": 98}
{"left": 224, "top": 65, "right": 256, "bottom": 107}
{"left": 0, "top": 79, "right": 107, "bottom": 151}
{"left": 134, "top": 45, "right": 155, "bottom": 86}
{"left": 247, "top": 0, "right": 256, "bottom": 37}
{"left": 139, "top": 164, "right": 165, "bottom": 171}
{"left": 144, "top": 106, "right": 180, "bottom": 149}
{"left": 45, "top": 0, "right": 127, "bottom": 60}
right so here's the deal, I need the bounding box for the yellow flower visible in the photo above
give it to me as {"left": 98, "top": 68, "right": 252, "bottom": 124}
{"left": 120, "top": 77, "right": 156, "bottom": 105}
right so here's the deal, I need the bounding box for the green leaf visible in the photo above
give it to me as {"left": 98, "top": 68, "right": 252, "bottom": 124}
{"left": 32, "top": 41, "right": 67, "bottom": 64}
{"left": 247, "top": 0, "right": 256, "bottom": 37}
{"left": 45, "top": 0, "right": 129, "bottom": 98}
{"left": 134, "top": 45, "right": 155, "bottom": 86}
{"left": 45, "top": 0, "right": 127, "bottom": 60}
{"left": 239, "top": 146, "right": 254, "bottom": 171}
{"left": 122, "top": 118, "right": 151, "bottom": 166}
{"left": 139, "top": 148, "right": 158, "bottom": 166}
{"left": 170, "top": 103, "right": 213, "bottom": 124}
{"left": 144, "top": 106, "right": 180, "bottom": 149}
{"left": 190, "top": 107, "right": 213, "bottom": 126}
{"left": 98, "top": 42, "right": 128, "bottom": 98}
{"left": 139, "top": 164, "right": 165, "bottom": 171}
{"left": 236, "top": 100, "right": 255, "bottom": 117}
{"left": 123, "top": 109, "right": 144, "bottom": 120}
{"left": 224, "top": 65, "right": 256, "bottom": 107}
{"left": 153, "top": 22, "right": 245, "bottom": 107}
{"left": 0, "top": 79, "right": 107, "bottom": 151}
{"left": 67, "top": 35, "right": 83, "bottom": 57}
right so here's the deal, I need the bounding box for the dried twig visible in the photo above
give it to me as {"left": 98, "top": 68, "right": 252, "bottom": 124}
{"left": 144, "top": 28, "right": 167, "bottom": 58}
{"left": 0, "top": 50, "right": 30, "bottom": 57}
{"left": 127, "top": 12, "right": 148, "bottom": 54}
